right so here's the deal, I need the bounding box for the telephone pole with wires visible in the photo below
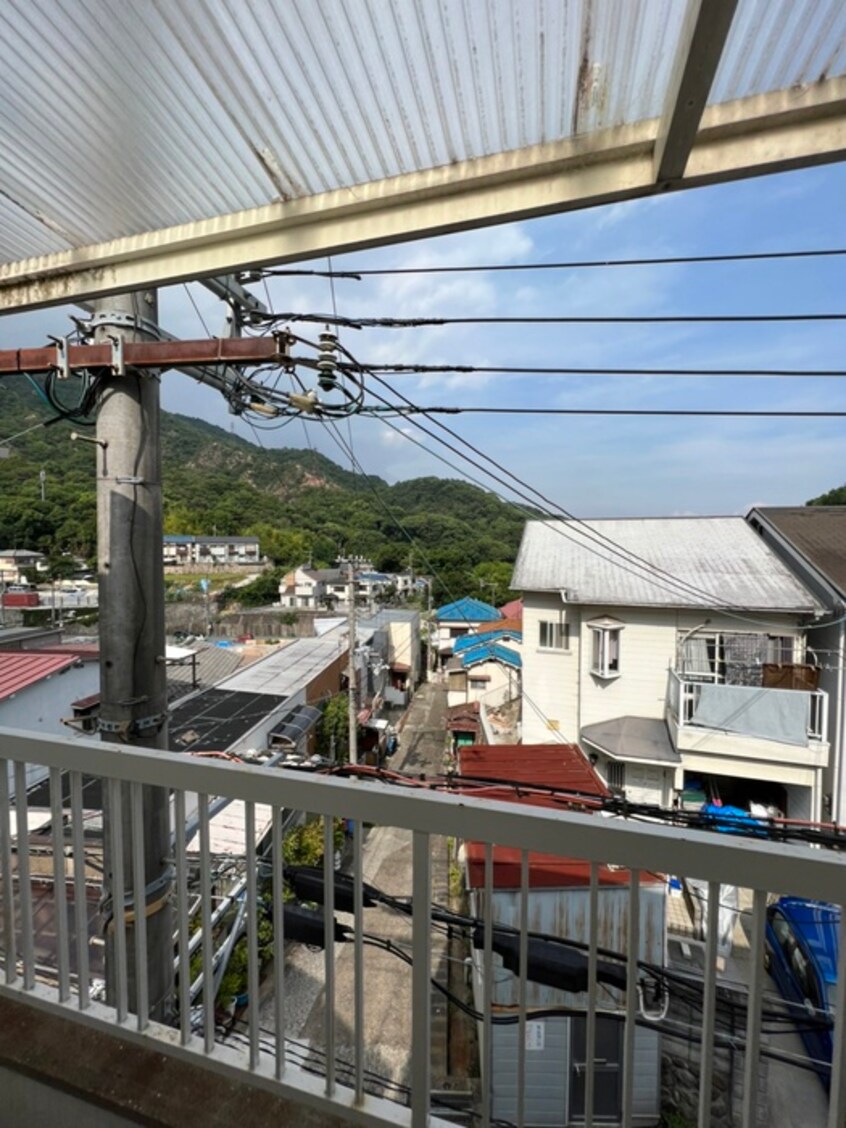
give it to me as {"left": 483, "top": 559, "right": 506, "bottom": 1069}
{"left": 347, "top": 562, "right": 358, "bottom": 766}
{"left": 92, "top": 290, "right": 173, "bottom": 1022}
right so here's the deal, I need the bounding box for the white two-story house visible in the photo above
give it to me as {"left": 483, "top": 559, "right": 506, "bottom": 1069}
{"left": 514, "top": 517, "right": 828, "bottom": 822}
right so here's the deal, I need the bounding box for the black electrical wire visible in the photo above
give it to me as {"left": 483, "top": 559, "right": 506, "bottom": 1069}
{"left": 256, "top": 247, "right": 846, "bottom": 278}
{"left": 261, "top": 309, "right": 846, "bottom": 328}
{"left": 358, "top": 366, "right": 846, "bottom": 634}
{"left": 342, "top": 362, "right": 846, "bottom": 379}
{"left": 366, "top": 405, "right": 846, "bottom": 418}
{"left": 356, "top": 365, "right": 762, "bottom": 614}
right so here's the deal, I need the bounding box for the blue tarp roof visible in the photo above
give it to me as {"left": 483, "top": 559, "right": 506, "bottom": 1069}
{"left": 459, "top": 642, "right": 522, "bottom": 670}
{"left": 453, "top": 628, "right": 523, "bottom": 654}
{"left": 435, "top": 597, "right": 502, "bottom": 623}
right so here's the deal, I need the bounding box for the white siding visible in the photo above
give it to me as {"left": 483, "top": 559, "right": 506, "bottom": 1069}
{"left": 522, "top": 592, "right": 818, "bottom": 797}
{"left": 522, "top": 594, "right": 581, "bottom": 742}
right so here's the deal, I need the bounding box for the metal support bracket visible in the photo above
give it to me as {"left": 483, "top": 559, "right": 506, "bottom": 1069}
{"left": 110, "top": 334, "right": 125, "bottom": 376}
{"left": 97, "top": 711, "right": 167, "bottom": 736}
{"left": 53, "top": 337, "right": 70, "bottom": 380}
{"left": 133, "top": 711, "right": 168, "bottom": 734}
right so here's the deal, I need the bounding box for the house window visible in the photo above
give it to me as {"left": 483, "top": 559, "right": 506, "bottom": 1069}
{"left": 590, "top": 625, "right": 621, "bottom": 678}
{"left": 450, "top": 627, "right": 469, "bottom": 639}
{"left": 469, "top": 677, "right": 488, "bottom": 691}
{"left": 539, "top": 619, "right": 570, "bottom": 650}
{"left": 606, "top": 760, "right": 625, "bottom": 792}
{"left": 768, "top": 635, "right": 796, "bottom": 664}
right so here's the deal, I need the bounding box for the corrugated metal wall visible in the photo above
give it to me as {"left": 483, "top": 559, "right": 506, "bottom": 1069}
{"left": 474, "top": 884, "right": 666, "bottom": 1007}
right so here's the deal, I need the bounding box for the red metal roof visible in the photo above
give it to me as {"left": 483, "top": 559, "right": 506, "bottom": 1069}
{"left": 458, "top": 744, "right": 608, "bottom": 797}
{"left": 458, "top": 744, "right": 660, "bottom": 890}
{"left": 473, "top": 617, "right": 522, "bottom": 639}
{"left": 498, "top": 599, "right": 523, "bottom": 620}
{"left": 446, "top": 701, "right": 481, "bottom": 732}
{"left": 0, "top": 652, "right": 76, "bottom": 701}
{"left": 463, "top": 842, "right": 639, "bottom": 889}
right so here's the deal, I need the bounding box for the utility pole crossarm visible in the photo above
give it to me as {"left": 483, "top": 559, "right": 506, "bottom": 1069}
{"left": 0, "top": 335, "right": 289, "bottom": 376}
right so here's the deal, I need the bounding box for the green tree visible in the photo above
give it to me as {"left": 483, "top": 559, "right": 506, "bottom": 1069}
{"left": 470, "top": 561, "right": 518, "bottom": 607}
{"left": 317, "top": 694, "right": 349, "bottom": 762}
{"left": 807, "top": 485, "right": 846, "bottom": 505}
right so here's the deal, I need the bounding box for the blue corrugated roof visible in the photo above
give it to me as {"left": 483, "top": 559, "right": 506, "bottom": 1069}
{"left": 459, "top": 642, "right": 522, "bottom": 670}
{"left": 453, "top": 628, "right": 522, "bottom": 654}
{"left": 434, "top": 597, "right": 502, "bottom": 623}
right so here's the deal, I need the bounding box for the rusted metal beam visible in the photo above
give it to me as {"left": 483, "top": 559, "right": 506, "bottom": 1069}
{"left": 0, "top": 335, "right": 287, "bottom": 375}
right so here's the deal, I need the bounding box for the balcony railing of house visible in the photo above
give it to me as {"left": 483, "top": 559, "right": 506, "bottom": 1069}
{"left": 667, "top": 670, "right": 829, "bottom": 744}
{"left": 1, "top": 726, "right": 845, "bottom": 1127}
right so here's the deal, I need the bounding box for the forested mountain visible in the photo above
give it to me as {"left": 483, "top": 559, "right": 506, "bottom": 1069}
{"left": 0, "top": 378, "right": 526, "bottom": 601}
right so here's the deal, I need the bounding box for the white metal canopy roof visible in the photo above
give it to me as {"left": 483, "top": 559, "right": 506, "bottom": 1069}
{"left": 0, "top": 0, "right": 844, "bottom": 311}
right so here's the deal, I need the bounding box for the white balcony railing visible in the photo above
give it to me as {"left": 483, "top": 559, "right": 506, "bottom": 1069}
{"left": 668, "top": 671, "right": 829, "bottom": 744}
{"left": 0, "top": 726, "right": 845, "bottom": 1127}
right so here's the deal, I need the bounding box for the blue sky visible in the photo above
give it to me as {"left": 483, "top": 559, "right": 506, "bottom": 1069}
{"left": 3, "top": 161, "right": 846, "bottom": 518}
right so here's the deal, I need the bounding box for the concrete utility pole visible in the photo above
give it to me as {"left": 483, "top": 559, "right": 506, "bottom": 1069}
{"left": 93, "top": 291, "right": 173, "bottom": 1022}
{"left": 347, "top": 564, "right": 358, "bottom": 765}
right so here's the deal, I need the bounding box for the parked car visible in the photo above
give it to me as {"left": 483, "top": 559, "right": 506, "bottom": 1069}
{"left": 765, "top": 896, "right": 839, "bottom": 1088}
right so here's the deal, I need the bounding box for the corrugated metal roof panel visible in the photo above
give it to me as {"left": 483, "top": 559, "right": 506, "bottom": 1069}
{"left": 458, "top": 742, "right": 607, "bottom": 796}
{"left": 459, "top": 641, "right": 522, "bottom": 670}
{"left": 511, "top": 516, "right": 821, "bottom": 611}
{"left": 0, "top": 0, "right": 714, "bottom": 265}
{"left": 435, "top": 596, "right": 502, "bottom": 623}
{"left": 217, "top": 635, "right": 344, "bottom": 697}
{"left": 712, "top": 0, "right": 846, "bottom": 104}
{"left": 751, "top": 507, "right": 846, "bottom": 598}
{"left": 0, "top": 1, "right": 843, "bottom": 289}
{"left": 0, "top": 653, "right": 75, "bottom": 701}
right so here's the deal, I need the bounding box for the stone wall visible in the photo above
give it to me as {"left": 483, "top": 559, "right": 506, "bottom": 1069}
{"left": 661, "top": 985, "right": 768, "bottom": 1127}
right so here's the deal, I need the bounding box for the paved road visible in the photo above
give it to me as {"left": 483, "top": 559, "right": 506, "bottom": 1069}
{"left": 257, "top": 679, "right": 449, "bottom": 1091}
{"left": 765, "top": 980, "right": 830, "bottom": 1127}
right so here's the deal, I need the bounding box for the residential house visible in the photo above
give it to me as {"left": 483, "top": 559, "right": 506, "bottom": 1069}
{"left": 746, "top": 506, "right": 846, "bottom": 824}
{"left": 0, "top": 548, "right": 47, "bottom": 584}
{"left": 359, "top": 608, "right": 422, "bottom": 704}
{"left": 514, "top": 517, "right": 827, "bottom": 821}
{"left": 0, "top": 648, "right": 100, "bottom": 795}
{"left": 433, "top": 596, "right": 502, "bottom": 670}
{"left": 278, "top": 566, "right": 339, "bottom": 610}
{"left": 447, "top": 618, "right": 522, "bottom": 709}
{"left": 459, "top": 743, "right": 664, "bottom": 1126}
{"left": 279, "top": 564, "right": 418, "bottom": 612}
{"left": 163, "top": 534, "right": 260, "bottom": 568}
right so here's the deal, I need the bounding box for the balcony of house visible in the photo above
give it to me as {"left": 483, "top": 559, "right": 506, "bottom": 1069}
{"left": 0, "top": 726, "right": 844, "bottom": 1127}
{"left": 666, "top": 670, "right": 829, "bottom": 771}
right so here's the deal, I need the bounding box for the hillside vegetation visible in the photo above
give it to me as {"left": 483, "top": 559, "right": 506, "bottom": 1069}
{"left": 0, "top": 378, "right": 525, "bottom": 602}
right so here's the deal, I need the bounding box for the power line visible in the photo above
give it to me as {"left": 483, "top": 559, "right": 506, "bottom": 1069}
{"left": 0, "top": 418, "right": 54, "bottom": 447}
{"left": 256, "top": 247, "right": 846, "bottom": 278}
{"left": 359, "top": 367, "right": 761, "bottom": 613}
{"left": 368, "top": 405, "right": 846, "bottom": 419}
{"left": 343, "top": 363, "right": 846, "bottom": 379}
{"left": 265, "top": 310, "right": 846, "bottom": 328}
